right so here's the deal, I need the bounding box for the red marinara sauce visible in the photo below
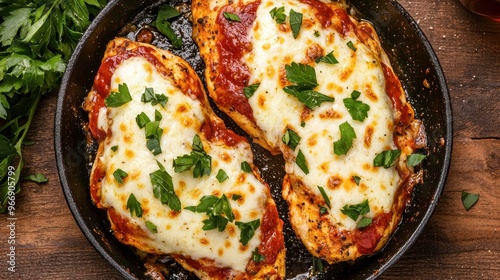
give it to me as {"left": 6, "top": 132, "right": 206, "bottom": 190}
{"left": 382, "top": 63, "right": 413, "bottom": 129}
{"left": 353, "top": 212, "right": 391, "bottom": 254}
{"left": 215, "top": 1, "right": 260, "bottom": 121}
{"left": 200, "top": 118, "right": 247, "bottom": 147}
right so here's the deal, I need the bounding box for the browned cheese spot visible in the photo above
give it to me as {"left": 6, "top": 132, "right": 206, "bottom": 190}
{"left": 258, "top": 94, "right": 266, "bottom": 109}
{"left": 308, "top": 133, "right": 318, "bottom": 147}
{"left": 364, "top": 125, "right": 374, "bottom": 148}
{"left": 227, "top": 224, "right": 236, "bottom": 237}
{"left": 199, "top": 238, "right": 209, "bottom": 245}
{"left": 320, "top": 162, "right": 330, "bottom": 173}
{"left": 168, "top": 210, "right": 180, "bottom": 218}
{"left": 319, "top": 108, "right": 342, "bottom": 119}
{"left": 249, "top": 210, "right": 259, "bottom": 219}
{"left": 233, "top": 209, "right": 241, "bottom": 221}
{"left": 237, "top": 173, "right": 247, "bottom": 185}
{"left": 218, "top": 248, "right": 224, "bottom": 257}
{"left": 327, "top": 175, "right": 343, "bottom": 190}
{"left": 248, "top": 183, "right": 256, "bottom": 194}
{"left": 364, "top": 84, "right": 378, "bottom": 102}
{"left": 306, "top": 43, "right": 324, "bottom": 63}
{"left": 125, "top": 149, "right": 135, "bottom": 160}
{"left": 225, "top": 240, "right": 232, "bottom": 248}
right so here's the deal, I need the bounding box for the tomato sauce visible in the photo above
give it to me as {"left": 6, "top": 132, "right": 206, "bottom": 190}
{"left": 215, "top": 1, "right": 260, "bottom": 121}
{"left": 382, "top": 63, "right": 413, "bottom": 129}
{"left": 200, "top": 118, "right": 247, "bottom": 147}
{"left": 353, "top": 212, "right": 391, "bottom": 254}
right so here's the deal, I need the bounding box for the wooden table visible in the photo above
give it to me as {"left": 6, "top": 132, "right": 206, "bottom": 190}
{"left": 1, "top": 0, "right": 498, "bottom": 279}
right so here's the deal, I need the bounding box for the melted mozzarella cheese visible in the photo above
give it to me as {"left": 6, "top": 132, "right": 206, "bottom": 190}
{"left": 98, "top": 57, "right": 266, "bottom": 271}
{"left": 244, "top": 0, "right": 400, "bottom": 230}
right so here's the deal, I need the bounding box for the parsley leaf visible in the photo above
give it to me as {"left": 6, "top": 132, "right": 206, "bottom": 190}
{"left": 343, "top": 90, "right": 370, "bottom": 121}
{"left": 236, "top": 219, "right": 260, "bottom": 245}
{"left": 283, "top": 86, "right": 335, "bottom": 109}
{"left": 173, "top": 135, "right": 212, "bottom": 178}
{"left": 105, "top": 83, "right": 132, "bottom": 107}
{"left": 461, "top": 191, "right": 479, "bottom": 211}
{"left": 127, "top": 193, "right": 143, "bottom": 218}
{"left": 111, "top": 145, "right": 118, "bottom": 152}
{"left": 185, "top": 195, "right": 219, "bottom": 213}
{"left": 270, "top": 6, "right": 286, "bottom": 24}
{"left": 282, "top": 128, "right": 301, "bottom": 150}
{"left": 315, "top": 51, "right": 339, "bottom": 64}
{"left": 186, "top": 194, "right": 235, "bottom": 232}
{"left": 312, "top": 257, "right": 324, "bottom": 275}
{"left": 216, "top": 169, "right": 229, "bottom": 183}
{"left": 407, "top": 153, "right": 426, "bottom": 167}
{"left": 356, "top": 217, "right": 373, "bottom": 228}
{"left": 244, "top": 83, "right": 260, "bottom": 99}
{"left": 145, "top": 121, "right": 163, "bottom": 156}
{"left": 289, "top": 9, "right": 303, "bottom": 38}
{"left": 252, "top": 247, "right": 265, "bottom": 262}
{"left": 317, "top": 186, "right": 331, "bottom": 208}
{"left": 113, "top": 169, "right": 128, "bottom": 184}
{"left": 150, "top": 161, "right": 181, "bottom": 211}
{"left": 22, "top": 173, "right": 48, "bottom": 183}
{"left": 347, "top": 40, "right": 357, "bottom": 51}
{"left": 333, "top": 122, "right": 356, "bottom": 155}
{"left": 141, "top": 87, "right": 168, "bottom": 108}
{"left": 285, "top": 62, "right": 318, "bottom": 88}
{"left": 136, "top": 112, "right": 151, "bottom": 129}
{"left": 223, "top": 12, "right": 241, "bottom": 22}
{"left": 241, "top": 161, "right": 252, "bottom": 173}
{"left": 232, "top": 194, "right": 242, "bottom": 201}
{"left": 296, "top": 149, "right": 309, "bottom": 174}
{"left": 374, "top": 149, "right": 401, "bottom": 168}
{"left": 341, "top": 199, "right": 370, "bottom": 221}
{"left": 145, "top": 221, "right": 158, "bottom": 233}
{"left": 154, "top": 5, "right": 182, "bottom": 49}
{"left": 353, "top": 176, "right": 361, "bottom": 186}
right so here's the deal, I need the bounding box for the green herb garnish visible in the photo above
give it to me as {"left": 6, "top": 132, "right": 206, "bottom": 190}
{"left": 241, "top": 161, "right": 252, "bottom": 173}
{"left": 22, "top": 173, "right": 48, "bottom": 183}
{"left": 145, "top": 121, "right": 163, "bottom": 156}
{"left": 283, "top": 87, "right": 335, "bottom": 110}
{"left": 461, "top": 191, "right": 479, "bottom": 211}
{"left": 141, "top": 87, "right": 168, "bottom": 108}
{"left": 150, "top": 161, "right": 181, "bottom": 211}
{"left": 270, "top": 6, "right": 286, "bottom": 24}
{"left": 111, "top": 145, "right": 118, "bottom": 152}
{"left": 315, "top": 51, "right": 339, "bottom": 64}
{"left": 333, "top": 121, "right": 356, "bottom": 155}
{"left": 145, "top": 221, "right": 158, "bottom": 233}
{"left": 282, "top": 128, "right": 301, "bottom": 150}
{"left": 154, "top": 5, "right": 182, "bottom": 49}
{"left": 347, "top": 40, "right": 357, "bottom": 51}
{"left": 236, "top": 219, "right": 261, "bottom": 245}
{"left": 317, "top": 186, "right": 331, "bottom": 208}
{"left": 374, "top": 149, "right": 401, "bottom": 168}
{"left": 341, "top": 199, "right": 370, "bottom": 221}
{"left": 216, "top": 169, "right": 229, "bottom": 183}
{"left": 296, "top": 149, "right": 309, "bottom": 174}
{"left": 285, "top": 62, "right": 318, "bottom": 88}
{"left": 173, "top": 134, "right": 212, "bottom": 178}
{"left": 244, "top": 83, "right": 260, "bottom": 99}
{"left": 186, "top": 194, "right": 235, "bottom": 232}
{"left": 289, "top": 9, "right": 303, "bottom": 38}
{"left": 105, "top": 83, "right": 132, "bottom": 107}
{"left": 113, "top": 169, "right": 128, "bottom": 184}
{"left": 127, "top": 193, "right": 143, "bottom": 218}
{"left": 407, "top": 153, "right": 426, "bottom": 167}
{"left": 232, "top": 194, "right": 242, "bottom": 201}
{"left": 223, "top": 12, "right": 241, "bottom": 22}
{"left": 252, "top": 247, "right": 265, "bottom": 262}
{"left": 312, "top": 257, "right": 324, "bottom": 274}
{"left": 356, "top": 217, "right": 373, "bottom": 229}
{"left": 343, "top": 90, "right": 370, "bottom": 121}
{"left": 136, "top": 112, "right": 151, "bottom": 129}
{"left": 353, "top": 176, "right": 361, "bottom": 186}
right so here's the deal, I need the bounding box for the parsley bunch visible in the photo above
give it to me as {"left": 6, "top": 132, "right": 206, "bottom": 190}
{"left": 0, "top": 0, "right": 107, "bottom": 212}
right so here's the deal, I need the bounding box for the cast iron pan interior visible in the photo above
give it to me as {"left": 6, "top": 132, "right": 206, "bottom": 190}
{"left": 55, "top": 0, "right": 452, "bottom": 279}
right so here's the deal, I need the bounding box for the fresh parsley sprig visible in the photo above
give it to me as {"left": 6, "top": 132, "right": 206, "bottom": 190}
{"left": 185, "top": 194, "right": 235, "bottom": 232}
{"left": 150, "top": 161, "right": 182, "bottom": 211}
{"left": 333, "top": 122, "right": 356, "bottom": 155}
{"left": 343, "top": 90, "right": 370, "bottom": 122}
{"left": 154, "top": 5, "right": 182, "bottom": 49}
{"left": 0, "top": 0, "right": 107, "bottom": 213}
{"left": 173, "top": 134, "right": 212, "bottom": 178}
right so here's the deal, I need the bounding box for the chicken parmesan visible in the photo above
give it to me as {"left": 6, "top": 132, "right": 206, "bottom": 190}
{"left": 192, "top": 0, "right": 426, "bottom": 264}
{"left": 84, "top": 38, "right": 285, "bottom": 279}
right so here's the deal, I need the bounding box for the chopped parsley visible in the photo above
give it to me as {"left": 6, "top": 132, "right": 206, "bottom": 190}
{"left": 461, "top": 191, "right": 479, "bottom": 211}
{"left": 270, "top": 6, "right": 286, "bottom": 24}
{"left": 145, "top": 121, "right": 163, "bottom": 156}
{"left": 252, "top": 247, "right": 265, "bottom": 262}
{"left": 136, "top": 112, "right": 151, "bottom": 129}
{"left": 356, "top": 217, "right": 373, "bottom": 229}
{"left": 244, "top": 83, "right": 260, "bottom": 98}
{"left": 407, "top": 153, "right": 426, "bottom": 167}
{"left": 311, "top": 257, "right": 324, "bottom": 274}
{"left": 353, "top": 176, "right": 361, "bottom": 186}
{"left": 289, "top": 9, "right": 303, "bottom": 38}
{"left": 341, "top": 199, "right": 370, "bottom": 222}
{"left": 112, "top": 169, "right": 128, "bottom": 184}
{"left": 296, "top": 149, "right": 309, "bottom": 174}
{"left": 216, "top": 169, "right": 229, "bottom": 183}
{"left": 241, "top": 161, "right": 252, "bottom": 173}
{"left": 333, "top": 121, "right": 356, "bottom": 155}
{"left": 111, "top": 145, "right": 118, "bottom": 152}
{"left": 154, "top": 5, "right": 182, "bottom": 49}
{"left": 374, "top": 149, "right": 401, "bottom": 168}
{"left": 141, "top": 87, "right": 168, "bottom": 108}
{"left": 145, "top": 221, "right": 158, "bottom": 233}
{"left": 343, "top": 90, "right": 370, "bottom": 122}
{"left": 232, "top": 194, "right": 242, "bottom": 201}
{"left": 282, "top": 128, "right": 301, "bottom": 150}
{"left": 150, "top": 161, "right": 182, "bottom": 211}
{"left": 105, "top": 83, "right": 132, "bottom": 107}
{"left": 315, "top": 51, "right": 339, "bottom": 64}
{"left": 347, "top": 40, "right": 357, "bottom": 51}
{"left": 223, "top": 12, "right": 241, "bottom": 22}
{"left": 126, "top": 193, "right": 143, "bottom": 218}
{"left": 173, "top": 134, "right": 212, "bottom": 178}
{"left": 235, "top": 219, "right": 261, "bottom": 245}
{"left": 186, "top": 194, "right": 235, "bottom": 232}
{"left": 317, "top": 186, "right": 331, "bottom": 208}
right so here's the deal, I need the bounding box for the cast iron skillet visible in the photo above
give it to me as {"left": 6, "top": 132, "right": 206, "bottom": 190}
{"left": 55, "top": 0, "right": 452, "bottom": 279}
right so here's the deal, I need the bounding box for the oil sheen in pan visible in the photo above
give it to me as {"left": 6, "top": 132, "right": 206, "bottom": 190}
{"left": 90, "top": 0, "right": 426, "bottom": 278}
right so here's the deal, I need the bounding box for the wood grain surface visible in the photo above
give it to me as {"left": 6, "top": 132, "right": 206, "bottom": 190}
{"left": 0, "top": 0, "right": 498, "bottom": 279}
